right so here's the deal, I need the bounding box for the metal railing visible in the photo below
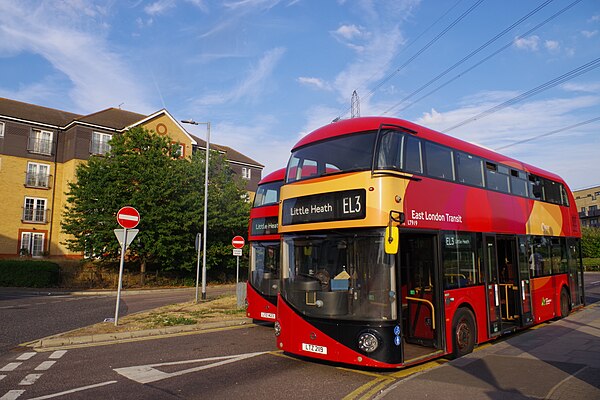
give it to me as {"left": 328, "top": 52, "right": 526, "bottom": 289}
{"left": 90, "top": 141, "right": 111, "bottom": 155}
{"left": 27, "top": 138, "right": 53, "bottom": 155}
{"left": 25, "top": 172, "right": 51, "bottom": 189}
{"left": 22, "top": 207, "right": 50, "bottom": 223}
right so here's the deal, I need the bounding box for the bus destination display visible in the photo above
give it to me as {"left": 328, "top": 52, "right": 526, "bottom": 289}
{"left": 282, "top": 189, "right": 366, "bottom": 225}
{"left": 251, "top": 216, "right": 279, "bottom": 235}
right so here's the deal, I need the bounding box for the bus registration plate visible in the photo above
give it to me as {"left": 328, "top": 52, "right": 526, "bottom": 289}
{"left": 260, "top": 312, "right": 276, "bottom": 320}
{"left": 302, "top": 343, "right": 328, "bottom": 355}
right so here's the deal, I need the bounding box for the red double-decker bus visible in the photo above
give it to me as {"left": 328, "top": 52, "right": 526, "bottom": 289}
{"left": 275, "top": 116, "right": 584, "bottom": 368}
{"left": 246, "top": 169, "right": 285, "bottom": 322}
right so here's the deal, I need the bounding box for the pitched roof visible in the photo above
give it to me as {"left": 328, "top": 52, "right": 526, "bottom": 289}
{"left": 75, "top": 108, "right": 147, "bottom": 130}
{"left": 189, "top": 134, "right": 263, "bottom": 167}
{"left": 0, "top": 97, "right": 81, "bottom": 127}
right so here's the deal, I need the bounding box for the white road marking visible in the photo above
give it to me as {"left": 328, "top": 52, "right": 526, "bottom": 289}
{"left": 0, "top": 363, "right": 21, "bottom": 372}
{"left": 16, "top": 353, "right": 37, "bottom": 361}
{"left": 27, "top": 381, "right": 117, "bottom": 400}
{"left": 114, "top": 351, "right": 268, "bottom": 384}
{"left": 35, "top": 361, "right": 56, "bottom": 371}
{"left": 0, "top": 390, "right": 25, "bottom": 400}
{"left": 0, "top": 375, "right": 5, "bottom": 381}
{"left": 19, "top": 374, "right": 43, "bottom": 386}
{"left": 49, "top": 351, "right": 67, "bottom": 359}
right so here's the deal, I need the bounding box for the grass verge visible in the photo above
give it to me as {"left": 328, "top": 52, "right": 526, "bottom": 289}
{"left": 59, "top": 294, "right": 245, "bottom": 338}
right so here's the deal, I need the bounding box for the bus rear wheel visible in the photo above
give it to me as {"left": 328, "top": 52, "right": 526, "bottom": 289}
{"left": 560, "top": 288, "right": 570, "bottom": 318}
{"left": 451, "top": 308, "right": 476, "bottom": 359}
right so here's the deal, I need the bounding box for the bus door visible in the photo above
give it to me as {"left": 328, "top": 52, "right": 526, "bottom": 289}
{"left": 398, "top": 233, "right": 443, "bottom": 360}
{"left": 517, "top": 237, "right": 534, "bottom": 327}
{"left": 484, "top": 235, "right": 502, "bottom": 337}
{"left": 496, "top": 236, "right": 523, "bottom": 330}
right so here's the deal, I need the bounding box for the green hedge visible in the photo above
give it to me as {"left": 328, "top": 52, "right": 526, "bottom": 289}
{"left": 0, "top": 260, "right": 60, "bottom": 287}
{"left": 583, "top": 258, "right": 600, "bottom": 271}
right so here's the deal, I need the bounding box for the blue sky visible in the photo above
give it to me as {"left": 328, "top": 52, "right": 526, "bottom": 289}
{"left": 0, "top": 0, "right": 599, "bottom": 190}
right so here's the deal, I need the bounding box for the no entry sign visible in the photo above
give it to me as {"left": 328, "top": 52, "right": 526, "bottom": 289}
{"left": 232, "top": 235, "right": 245, "bottom": 249}
{"left": 116, "top": 206, "right": 140, "bottom": 229}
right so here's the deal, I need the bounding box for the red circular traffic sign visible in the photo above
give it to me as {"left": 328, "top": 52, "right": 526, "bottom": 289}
{"left": 117, "top": 206, "right": 140, "bottom": 229}
{"left": 232, "top": 235, "right": 245, "bottom": 249}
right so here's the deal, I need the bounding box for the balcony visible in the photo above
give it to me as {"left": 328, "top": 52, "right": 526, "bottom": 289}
{"left": 25, "top": 172, "right": 52, "bottom": 189}
{"left": 22, "top": 208, "right": 50, "bottom": 224}
{"left": 27, "top": 138, "right": 53, "bottom": 155}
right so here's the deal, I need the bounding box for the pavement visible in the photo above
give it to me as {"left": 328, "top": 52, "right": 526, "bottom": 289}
{"left": 377, "top": 301, "right": 600, "bottom": 400}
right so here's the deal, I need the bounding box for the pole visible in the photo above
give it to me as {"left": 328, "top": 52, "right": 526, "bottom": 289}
{"left": 236, "top": 255, "right": 240, "bottom": 285}
{"left": 114, "top": 228, "right": 127, "bottom": 326}
{"left": 202, "top": 122, "right": 210, "bottom": 300}
{"left": 195, "top": 233, "right": 201, "bottom": 303}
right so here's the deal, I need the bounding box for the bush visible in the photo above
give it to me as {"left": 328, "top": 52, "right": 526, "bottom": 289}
{"left": 582, "top": 227, "right": 600, "bottom": 258}
{"left": 0, "top": 260, "right": 60, "bottom": 287}
{"left": 583, "top": 258, "right": 600, "bottom": 271}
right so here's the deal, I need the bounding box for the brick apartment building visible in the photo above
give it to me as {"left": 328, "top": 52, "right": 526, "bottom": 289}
{"left": 574, "top": 185, "right": 600, "bottom": 228}
{"left": 0, "top": 97, "right": 263, "bottom": 258}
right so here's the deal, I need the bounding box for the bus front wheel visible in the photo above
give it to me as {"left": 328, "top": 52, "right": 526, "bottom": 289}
{"left": 451, "top": 308, "right": 476, "bottom": 359}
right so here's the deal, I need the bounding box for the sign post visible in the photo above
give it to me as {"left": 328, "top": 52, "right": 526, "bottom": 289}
{"left": 114, "top": 206, "right": 140, "bottom": 326}
{"left": 232, "top": 236, "right": 245, "bottom": 308}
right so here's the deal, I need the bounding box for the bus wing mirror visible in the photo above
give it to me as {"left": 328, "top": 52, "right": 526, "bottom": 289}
{"left": 385, "top": 226, "right": 399, "bottom": 254}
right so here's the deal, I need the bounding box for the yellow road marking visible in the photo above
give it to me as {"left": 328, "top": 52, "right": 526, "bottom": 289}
{"left": 343, "top": 376, "right": 392, "bottom": 400}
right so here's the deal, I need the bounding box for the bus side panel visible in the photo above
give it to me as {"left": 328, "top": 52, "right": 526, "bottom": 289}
{"left": 530, "top": 275, "right": 566, "bottom": 323}
{"left": 246, "top": 282, "right": 277, "bottom": 322}
{"left": 443, "top": 285, "right": 488, "bottom": 355}
{"left": 276, "top": 295, "right": 399, "bottom": 368}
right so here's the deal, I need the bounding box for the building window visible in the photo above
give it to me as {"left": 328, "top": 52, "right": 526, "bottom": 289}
{"left": 23, "top": 197, "right": 48, "bottom": 223}
{"left": 28, "top": 129, "right": 53, "bottom": 155}
{"left": 242, "top": 167, "right": 251, "bottom": 180}
{"left": 25, "top": 162, "right": 51, "bottom": 188}
{"left": 20, "top": 231, "right": 45, "bottom": 257}
{"left": 173, "top": 143, "right": 184, "bottom": 158}
{"left": 0, "top": 121, "right": 4, "bottom": 138}
{"left": 91, "top": 132, "right": 112, "bottom": 155}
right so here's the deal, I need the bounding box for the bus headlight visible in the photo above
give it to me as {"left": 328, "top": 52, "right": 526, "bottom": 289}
{"left": 358, "top": 332, "right": 379, "bottom": 353}
{"left": 274, "top": 321, "right": 281, "bottom": 337}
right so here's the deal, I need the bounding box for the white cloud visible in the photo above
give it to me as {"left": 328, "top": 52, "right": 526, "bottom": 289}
{"left": 544, "top": 40, "right": 560, "bottom": 52}
{"left": 297, "top": 77, "right": 331, "bottom": 91}
{"left": 144, "top": 0, "right": 176, "bottom": 16}
{"left": 589, "top": 15, "right": 600, "bottom": 22}
{"left": 213, "top": 116, "right": 294, "bottom": 175}
{"left": 0, "top": 2, "right": 154, "bottom": 114}
{"left": 514, "top": 35, "right": 540, "bottom": 51}
{"left": 581, "top": 30, "right": 598, "bottom": 38}
{"left": 194, "top": 47, "right": 286, "bottom": 107}
{"left": 561, "top": 82, "right": 600, "bottom": 93}
{"left": 332, "top": 24, "right": 364, "bottom": 41}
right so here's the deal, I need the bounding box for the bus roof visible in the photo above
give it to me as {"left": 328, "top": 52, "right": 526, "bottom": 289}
{"left": 292, "top": 117, "right": 564, "bottom": 184}
{"left": 258, "top": 168, "right": 286, "bottom": 185}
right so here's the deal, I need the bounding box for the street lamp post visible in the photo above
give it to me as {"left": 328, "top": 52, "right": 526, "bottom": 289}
{"left": 182, "top": 119, "right": 211, "bottom": 301}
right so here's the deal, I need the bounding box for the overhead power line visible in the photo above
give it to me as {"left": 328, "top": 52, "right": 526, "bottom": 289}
{"left": 385, "top": 0, "right": 584, "bottom": 115}
{"left": 334, "top": 0, "right": 483, "bottom": 120}
{"left": 443, "top": 56, "right": 600, "bottom": 132}
{"left": 495, "top": 116, "right": 600, "bottom": 151}
{"left": 381, "top": 0, "right": 554, "bottom": 115}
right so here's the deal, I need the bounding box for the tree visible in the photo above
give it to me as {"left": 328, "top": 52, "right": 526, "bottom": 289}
{"left": 61, "top": 126, "right": 250, "bottom": 283}
{"left": 581, "top": 227, "right": 600, "bottom": 258}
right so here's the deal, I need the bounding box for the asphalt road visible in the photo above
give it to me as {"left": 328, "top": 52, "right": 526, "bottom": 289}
{"left": 0, "top": 285, "right": 233, "bottom": 355}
